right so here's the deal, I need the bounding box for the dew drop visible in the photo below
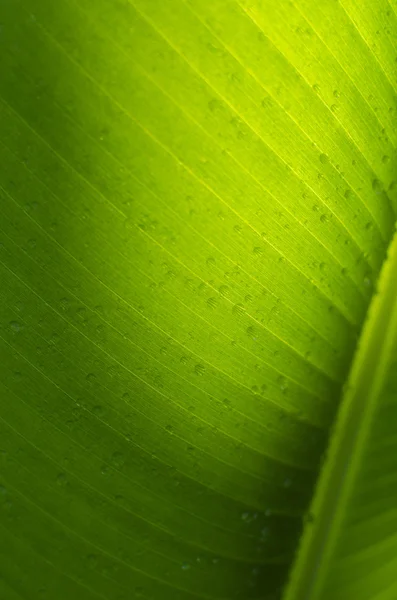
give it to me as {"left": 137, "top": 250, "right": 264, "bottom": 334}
{"left": 93, "top": 405, "right": 103, "bottom": 416}
{"left": 206, "top": 297, "right": 217, "bottom": 309}
{"left": 278, "top": 375, "right": 288, "bottom": 392}
{"left": 208, "top": 98, "right": 218, "bottom": 112}
{"left": 372, "top": 179, "right": 383, "bottom": 193}
{"left": 319, "top": 153, "right": 329, "bottom": 164}
{"left": 86, "top": 554, "right": 98, "bottom": 569}
{"left": 9, "top": 321, "right": 21, "bottom": 332}
{"left": 218, "top": 285, "right": 229, "bottom": 297}
{"left": 194, "top": 364, "right": 205, "bottom": 376}
{"left": 259, "top": 528, "right": 269, "bottom": 546}
{"left": 110, "top": 451, "right": 124, "bottom": 468}
{"left": 232, "top": 303, "right": 245, "bottom": 316}
{"left": 364, "top": 276, "right": 372, "bottom": 288}
{"left": 59, "top": 297, "right": 69, "bottom": 311}
{"left": 56, "top": 473, "right": 67, "bottom": 486}
{"left": 246, "top": 326, "right": 257, "bottom": 339}
{"left": 223, "top": 398, "right": 231, "bottom": 410}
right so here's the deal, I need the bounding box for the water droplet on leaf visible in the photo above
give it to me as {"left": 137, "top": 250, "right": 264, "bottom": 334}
{"left": 372, "top": 179, "right": 383, "bottom": 192}
{"left": 319, "top": 153, "right": 329, "bottom": 164}
{"left": 195, "top": 364, "right": 205, "bottom": 376}
{"left": 9, "top": 321, "right": 21, "bottom": 332}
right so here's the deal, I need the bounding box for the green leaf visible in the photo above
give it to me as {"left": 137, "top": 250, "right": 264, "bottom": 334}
{"left": 283, "top": 228, "right": 397, "bottom": 600}
{"left": 0, "top": 1, "right": 395, "bottom": 599}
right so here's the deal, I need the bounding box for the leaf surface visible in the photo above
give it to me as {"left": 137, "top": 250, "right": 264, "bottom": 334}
{"left": 0, "top": 1, "right": 396, "bottom": 599}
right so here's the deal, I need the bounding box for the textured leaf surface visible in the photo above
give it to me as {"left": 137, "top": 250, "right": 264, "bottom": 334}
{"left": 0, "top": 1, "right": 396, "bottom": 599}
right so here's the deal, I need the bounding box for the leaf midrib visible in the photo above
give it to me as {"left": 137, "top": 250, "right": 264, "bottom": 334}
{"left": 283, "top": 224, "right": 397, "bottom": 600}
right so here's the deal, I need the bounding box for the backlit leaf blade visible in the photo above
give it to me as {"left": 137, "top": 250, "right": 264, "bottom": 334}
{"left": 0, "top": 1, "right": 396, "bottom": 599}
